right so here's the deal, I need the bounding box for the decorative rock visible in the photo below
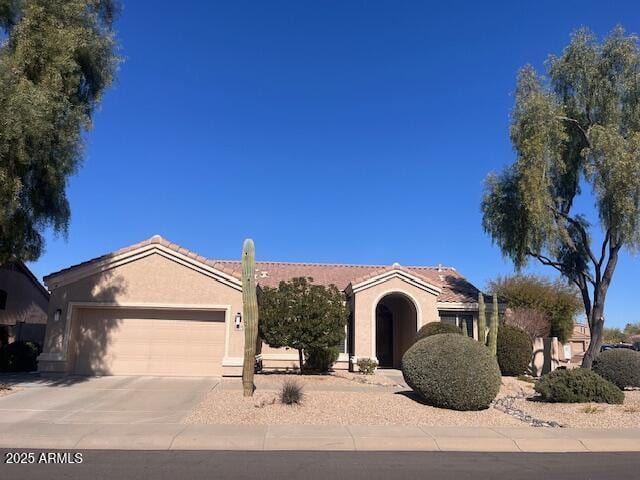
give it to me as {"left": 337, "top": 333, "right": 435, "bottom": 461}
{"left": 491, "top": 392, "right": 564, "bottom": 428}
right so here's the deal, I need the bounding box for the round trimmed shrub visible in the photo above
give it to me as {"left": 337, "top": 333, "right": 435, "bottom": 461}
{"left": 0, "top": 341, "right": 41, "bottom": 372}
{"left": 496, "top": 325, "right": 533, "bottom": 376}
{"left": 401, "top": 334, "right": 501, "bottom": 411}
{"left": 415, "top": 322, "right": 462, "bottom": 342}
{"left": 593, "top": 349, "right": 640, "bottom": 389}
{"left": 534, "top": 368, "right": 624, "bottom": 404}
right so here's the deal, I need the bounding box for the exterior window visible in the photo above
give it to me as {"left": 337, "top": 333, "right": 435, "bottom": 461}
{"left": 439, "top": 311, "right": 474, "bottom": 338}
{"left": 0, "top": 290, "right": 6, "bottom": 310}
{"left": 440, "top": 315, "right": 457, "bottom": 327}
{"left": 459, "top": 314, "right": 474, "bottom": 337}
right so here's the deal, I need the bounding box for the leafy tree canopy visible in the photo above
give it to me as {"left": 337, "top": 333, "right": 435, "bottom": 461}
{"left": 259, "top": 277, "right": 349, "bottom": 372}
{"left": 482, "top": 27, "right": 640, "bottom": 366}
{"left": 602, "top": 327, "right": 627, "bottom": 344}
{"left": 488, "top": 275, "right": 580, "bottom": 343}
{"left": 0, "top": 0, "right": 119, "bottom": 262}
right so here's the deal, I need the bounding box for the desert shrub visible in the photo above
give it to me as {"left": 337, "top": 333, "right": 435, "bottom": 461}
{"left": 593, "top": 349, "right": 640, "bottom": 389}
{"left": 497, "top": 325, "right": 533, "bottom": 376}
{"left": 401, "top": 334, "right": 501, "bottom": 411}
{"left": 0, "top": 341, "right": 41, "bottom": 372}
{"left": 504, "top": 307, "right": 551, "bottom": 339}
{"left": 488, "top": 275, "right": 581, "bottom": 343}
{"left": 304, "top": 346, "right": 340, "bottom": 373}
{"left": 534, "top": 368, "right": 624, "bottom": 404}
{"left": 280, "top": 379, "right": 304, "bottom": 405}
{"left": 415, "top": 322, "right": 462, "bottom": 342}
{"left": 356, "top": 358, "right": 378, "bottom": 375}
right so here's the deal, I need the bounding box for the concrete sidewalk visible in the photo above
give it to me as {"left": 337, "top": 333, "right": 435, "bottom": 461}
{"left": 1, "top": 424, "right": 640, "bottom": 452}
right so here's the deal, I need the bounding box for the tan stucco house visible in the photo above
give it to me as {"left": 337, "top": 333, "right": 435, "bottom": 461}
{"left": 0, "top": 261, "right": 49, "bottom": 346}
{"left": 38, "top": 235, "right": 489, "bottom": 376}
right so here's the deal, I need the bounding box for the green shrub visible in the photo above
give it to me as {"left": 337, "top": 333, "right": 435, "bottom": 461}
{"left": 415, "top": 322, "right": 462, "bottom": 342}
{"left": 401, "top": 334, "right": 501, "bottom": 411}
{"left": 0, "top": 341, "right": 41, "bottom": 372}
{"left": 280, "top": 379, "right": 304, "bottom": 405}
{"left": 356, "top": 357, "right": 378, "bottom": 375}
{"left": 593, "top": 349, "right": 640, "bottom": 389}
{"left": 534, "top": 368, "right": 624, "bottom": 404}
{"left": 497, "top": 325, "right": 533, "bottom": 376}
{"left": 304, "top": 346, "right": 340, "bottom": 373}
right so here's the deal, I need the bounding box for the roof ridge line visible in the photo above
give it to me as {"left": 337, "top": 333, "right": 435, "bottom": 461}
{"left": 213, "top": 259, "right": 456, "bottom": 269}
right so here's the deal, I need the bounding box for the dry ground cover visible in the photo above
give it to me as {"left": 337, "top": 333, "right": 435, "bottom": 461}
{"left": 185, "top": 373, "right": 640, "bottom": 428}
{"left": 513, "top": 391, "right": 640, "bottom": 428}
{"left": 0, "top": 384, "right": 14, "bottom": 397}
{"left": 184, "top": 374, "right": 525, "bottom": 427}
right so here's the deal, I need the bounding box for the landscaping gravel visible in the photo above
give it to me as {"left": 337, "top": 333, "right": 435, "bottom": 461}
{"left": 0, "top": 384, "right": 14, "bottom": 397}
{"left": 185, "top": 389, "right": 526, "bottom": 426}
{"left": 185, "top": 375, "right": 524, "bottom": 427}
{"left": 512, "top": 391, "right": 640, "bottom": 428}
{"left": 186, "top": 374, "right": 639, "bottom": 428}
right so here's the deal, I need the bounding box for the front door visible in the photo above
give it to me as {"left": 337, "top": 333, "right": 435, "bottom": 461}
{"left": 376, "top": 304, "right": 393, "bottom": 367}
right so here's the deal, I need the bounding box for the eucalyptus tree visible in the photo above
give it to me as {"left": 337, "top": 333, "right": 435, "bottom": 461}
{"left": 482, "top": 27, "right": 640, "bottom": 367}
{"left": 0, "top": 0, "right": 119, "bottom": 263}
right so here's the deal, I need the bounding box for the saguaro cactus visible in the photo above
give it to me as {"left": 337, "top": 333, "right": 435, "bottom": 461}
{"left": 478, "top": 292, "right": 487, "bottom": 345}
{"left": 242, "top": 239, "right": 259, "bottom": 397}
{"left": 487, "top": 293, "right": 499, "bottom": 356}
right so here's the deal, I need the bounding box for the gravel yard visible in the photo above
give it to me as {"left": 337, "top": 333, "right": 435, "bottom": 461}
{"left": 513, "top": 391, "right": 640, "bottom": 428}
{"left": 184, "top": 389, "right": 525, "bottom": 426}
{"left": 184, "top": 374, "right": 526, "bottom": 427}
{"left": 185, "top": 373, "right": 640, "bottom": 429}
{"left": 0, "top": 384, "right": 14, "bottom": 397}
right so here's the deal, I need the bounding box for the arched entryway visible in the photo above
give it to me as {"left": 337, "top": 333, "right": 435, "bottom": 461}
{"left": 375, "top": 292, "right": 418, "bottom": 368}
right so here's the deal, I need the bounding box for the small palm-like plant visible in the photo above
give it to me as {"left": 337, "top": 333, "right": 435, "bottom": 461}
{"left": 280, "top": 379, "right": 304, "bottom": 405}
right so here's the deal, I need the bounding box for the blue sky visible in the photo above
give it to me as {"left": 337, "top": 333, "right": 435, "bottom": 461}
{"left": 30, "top": 0, "right": 638, "bottom": 328}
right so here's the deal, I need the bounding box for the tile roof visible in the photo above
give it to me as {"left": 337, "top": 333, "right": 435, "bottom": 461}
{"left": 44, "top": 235, "right": 482, "bottom": 303}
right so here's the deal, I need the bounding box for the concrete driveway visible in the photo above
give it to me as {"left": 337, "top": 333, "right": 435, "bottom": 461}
{"left": 0, "top": 375, "right": 218, "bottom": 425}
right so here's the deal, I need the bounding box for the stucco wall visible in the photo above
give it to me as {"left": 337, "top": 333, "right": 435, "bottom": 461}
{"left": 352, "top": 276, "right": 439, "bottom": 361}
{"left": 41, "top": 252, "right": 244, "bottom": 373}
{"left": 0, "top": 266, "right": 48, "bottom": 327}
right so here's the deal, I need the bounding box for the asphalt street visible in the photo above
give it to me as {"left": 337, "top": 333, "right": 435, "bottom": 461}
{"left": 1, "top": 450, "right": 640, "bottom": 480}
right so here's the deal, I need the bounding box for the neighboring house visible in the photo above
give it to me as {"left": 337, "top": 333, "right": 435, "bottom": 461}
{"left": 0, "top": 261, "right": 50, "bottom": 346}
{"left": 566, "top": 322, "right": 590, "bottom": 363}
{"left": 38, "top": 235, "right": 492, "bottom": 377}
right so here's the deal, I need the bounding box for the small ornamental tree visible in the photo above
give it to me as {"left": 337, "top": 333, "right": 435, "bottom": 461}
{"left": 504, "top": 307, "right": 552, "bottom": 340}
{"left": 259, "top": 277, "right": 348, "bottom": 373}
{"left": 488, "top": 275, "right": 580, "bottom": 343}
{"left": 602, "top": 327, "right": 627, "bottom": 344}
{"left": 482, "top": 27, "right": 640, "bottom": 367}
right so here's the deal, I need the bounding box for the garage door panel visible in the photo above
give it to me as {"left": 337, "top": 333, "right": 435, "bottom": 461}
{"left": 72, "top": 308, "right": 225, "bottom": 376}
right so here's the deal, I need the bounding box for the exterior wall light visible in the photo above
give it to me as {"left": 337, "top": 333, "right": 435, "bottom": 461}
{"left": 234, "top": 312, "right": 242, "bottom": 330}
{"left": 54, "top": 309, "right": 62, "bottom": 322}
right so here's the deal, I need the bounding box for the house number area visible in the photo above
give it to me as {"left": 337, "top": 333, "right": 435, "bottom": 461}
{"left": 4, "top": 452, "right": 84, "bottom": 464}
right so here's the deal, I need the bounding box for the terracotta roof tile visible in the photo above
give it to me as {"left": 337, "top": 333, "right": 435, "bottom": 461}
{"left": 44, "top": 235, "right": 482, "bottom": 303}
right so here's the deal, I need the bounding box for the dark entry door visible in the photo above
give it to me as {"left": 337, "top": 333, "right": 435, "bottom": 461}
{"left": 376, "top": 305, "right": 393, "bottom": 367}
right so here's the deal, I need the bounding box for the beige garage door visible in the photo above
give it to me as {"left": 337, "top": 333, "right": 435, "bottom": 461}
{"left": 71, "top": 308, "right": 226, "bottom": 376}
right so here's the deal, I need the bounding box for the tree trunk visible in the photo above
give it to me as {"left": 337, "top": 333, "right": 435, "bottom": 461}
{"left": 580, "top": 241, "right": 620, "bottom": 369}
{"left": 298, "top": 348, "right": 304, "bottom": 374}
{"left": 582, "top": 305, "right": 604, "bottom": 368}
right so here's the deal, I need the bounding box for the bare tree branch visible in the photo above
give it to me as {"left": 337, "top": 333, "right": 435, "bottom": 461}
{"left": 548, "top": 203, "right": 599, "bottom": 271}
